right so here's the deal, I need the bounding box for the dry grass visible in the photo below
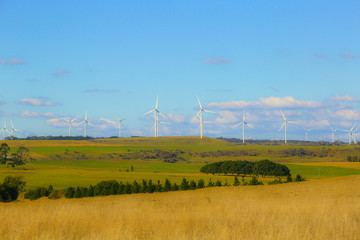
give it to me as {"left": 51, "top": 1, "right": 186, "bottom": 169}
{"left": 1, "top": 176, "right": 360, "bottom": 240}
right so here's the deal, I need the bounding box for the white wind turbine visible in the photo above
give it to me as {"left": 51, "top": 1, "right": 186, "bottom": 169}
{"left": 303, "top": 127, "right": 312, "bottom": 141}
{"left": 330, "top": 128, "right": 337, "bottom": 143}
{"left": 63, "top": 116, "right": 78, "bottom": 137}
{"left": 193, "top": 96, "right": 215, "bottom": 138}
{"left": 351, "top": 123, "right": 360, "bottom": 144}
{"left": 79, "top": 110, "right": 94, "bottom": 137}
{"left": 144, "top": 96, "right": 167, "bottom": 137}
{"left": 339, "top": 123, "right": 356, "bottom": 144}
{"left": 152, "top": 116, "right": 168, "bottom": 137}
{"left": 0, "top": 120, "right": 7, "bottom": 140}
{"left": 232, "top": 110, "right": 253, "bottom": 143}
{"left": 117, "top": 118, "right": 125, "bottom": 138}
{"left": 9, "top": 120, "right": 22, "bottom": 139}
{"left": 278, "top": 111, "right": 297, "bottom": 144}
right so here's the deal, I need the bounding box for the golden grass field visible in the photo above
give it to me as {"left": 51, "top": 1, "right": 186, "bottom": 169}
{"left": 1, "top": 175, "right": 359, "bottom": 240}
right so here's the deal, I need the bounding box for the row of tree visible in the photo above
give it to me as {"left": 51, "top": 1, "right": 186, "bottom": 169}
{"left": 346, "top": 156, "right": 360, "bottom": 162}
{"left": 64, "top": 177, "right": 265, "bottom": 199}
{"left": 200, "top": 160, "right": 291, "bottom": 177}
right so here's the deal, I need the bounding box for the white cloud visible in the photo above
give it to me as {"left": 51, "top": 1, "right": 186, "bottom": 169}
{"left": 46, "top": 118, "right": 67, "bottom": 127}
{"left": 20, "top": 98, "right": 60, "bottom": 106}
{"left": 20, "top": 111, "right": 58, "bottom": 118}
{"left": 330, "top": 94, "right": 360, "bottom": 102}
{"left": 334, "top": 109, "right": 360, "bottom": 120}
{"left": 0, "top": 58, "right": 24, "bottom": 65}
{"left": 214, "top": 111, "right": 239, "bottom": 124}
{"left": 208, "top": 96, "right": 322, "bottom": 110}
{"left": 54, "top": 70, "right": 70, "bottom": 76}
{"left": 203, "top": 57, "right": 232, "bottom": 64}
{"left": 167, "top": 113, "right": 185, "bottom": 123}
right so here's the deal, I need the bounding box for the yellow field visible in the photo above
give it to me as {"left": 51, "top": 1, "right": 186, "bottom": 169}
{"left": 1, "top": 175, "right": 359, "bottom": 240}
{"left": 296, "top": 161, "right": 360, "bottom": 170}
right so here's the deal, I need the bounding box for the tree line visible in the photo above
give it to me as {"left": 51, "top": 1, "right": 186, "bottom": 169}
{"left": 200, "top": 160, "right": 291, "bottom": 177}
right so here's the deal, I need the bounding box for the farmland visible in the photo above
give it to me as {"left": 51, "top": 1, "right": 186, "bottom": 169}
{"left": 1, "top": 136, "right": 360, "bottom": 239}
{"left": 1, "top": 137, "right": 360, "bottom": 189}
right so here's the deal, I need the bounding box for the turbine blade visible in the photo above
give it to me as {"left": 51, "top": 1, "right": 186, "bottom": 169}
{"left": 156, "top": 95, "right": 159, "bottom": 109}
{"left": 10, "top": 120, "right": 14, "bottom": 129}
{"left": 71, "top": 115, "right": 78, "bottom": 122}
{"left": 279, "top": 122, "right": 285, "bottom": 132}
{"left": 144, "top": 109, "right": 155, "bottom": 115}
{"left": 246, "top": 123, "right": 254, "bottom": 129}
{"left": 196, "top": 96, "right": 202, "bottom": 109}
{"left": 232, "top": 122, "right": 243, "bottom": 128}
{"left": 192, "top": 110, "right": 201, "bottom": 121}
{"left": 88, "top": 122, "right": 95, "bottom": 127}
{"left": 288, "top": 121, "right": 298, "bottom": 124}
{"left": 158, "top": 112, "right": 167, "bottom": 119}
{"left": 281, "top": 111, "right": 286, "bottom": 120}
{"left": 204, "top": 110, "right": 216, "bottom": 113}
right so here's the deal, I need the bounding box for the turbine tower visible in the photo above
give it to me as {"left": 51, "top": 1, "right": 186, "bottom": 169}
{"left": 144, "top": 96, "right": 167, "bottom": 137}
{"left": 232, "top": 110, "right": 253, "bottom": 143}
{"left": 117, "top": 118, "right": 125, "bottom": 138}
{"left": 193, "top": 96, "right": 215, "bottom": 138}
{"left": 9, "top": 120, "right": 22, "bottom": 139}
{"left": 339, "top": 123, "right": 356, "bottom": 144}
{"left": 278, "top": 111, "right": 297, "bottom": 144}
{"left": 63, "top": 116, "right": 78, "bottom": 137}
{"left": 0, "top": 120, "right": 7, "bottom": 140}
{"left": 330, "top": 128, "right": 337, "bottom": 143}
{"left": 79, "top": 110, "right": 94, "bottom": 137}
{"left": 303, "top": 128, "right": 312, "bottom": 141}
{"left": 152, "top": 116, "right": 168, "bottom": 137}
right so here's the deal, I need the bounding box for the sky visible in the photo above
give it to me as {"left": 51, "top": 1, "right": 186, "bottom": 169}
{"left": 1, "top": 0, "right": 360, "bottom": 141}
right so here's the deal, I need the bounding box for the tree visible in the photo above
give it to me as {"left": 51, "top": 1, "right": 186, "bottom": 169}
{"left": 0, "top": 143, "right": 10, "bottom": 164}
{"left": 0, "top": 176, "right": 26, "bottom": 202}
{"left": 197, "top": 179, "right": 205, "bottom": 189}
{"left": 233, "top": 176, "right": 240, "bottom": 186}
{"left": 11, "top": 147, "right": 30, "bottom": 166}
{"left": 163, "top": 179, "right": 171, "bottom": 192}
{"left": 65, "top": 187, "right": 75, "bottom": 198}
{"left": 180, "top": 178, "right": 189, "bottom": 190}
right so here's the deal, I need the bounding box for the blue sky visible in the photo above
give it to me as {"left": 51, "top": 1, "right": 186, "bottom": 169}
{"left": 1, "top": 1, "right": 360, "bottom": 141}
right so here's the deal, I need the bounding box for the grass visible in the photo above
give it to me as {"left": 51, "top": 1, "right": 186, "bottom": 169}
{"left": 1, "top": 175, "right": 359, "bottom": 239}
{"left": 1, "top": 137, "right": 360, "bottom": 189}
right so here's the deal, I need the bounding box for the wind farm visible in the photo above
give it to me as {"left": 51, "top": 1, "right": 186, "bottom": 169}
{"left": 1, "top": 1, "right": 360, "bottom": 240}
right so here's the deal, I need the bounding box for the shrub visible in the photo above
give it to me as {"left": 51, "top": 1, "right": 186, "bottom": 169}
{"left": 294, "top": 174, "right": 306, "bottom": 182}
{"left": 197, "top": 179, "right": 205, "bottom": 189}
{"left": 248, "top": 177, "right": 263, "bottom": 186}
{"left": 0, "top": 176, "right": 26, "bottom": 202}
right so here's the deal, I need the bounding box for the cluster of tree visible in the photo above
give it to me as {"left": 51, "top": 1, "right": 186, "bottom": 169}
{"left": 108, "top": 149, "right": 186, "bottom": 163}
{"left": 24, "top": 185, "right": 54, "bottom": 200}
{"left": 200, "top": 160, "right": 291, "bottom": 177}
{"left": 0, "top": 143, "right": 31, "bottom": 166}
{"left": 189, "top": 150, "right": 259, "bottom": 158}
{"left": 233, "top": 176, "right": 263, "bottom": 186}
{"left": 0, "top": 176, "right": 26, "bottom": 202}
{"left": 267, "top": 174, "right": 306, "bottom": 185}
{"left": 347, "top": 156, "right": 360, "bottom": 162}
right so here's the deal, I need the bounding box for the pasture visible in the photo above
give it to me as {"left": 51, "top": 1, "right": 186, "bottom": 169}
{"left": 1, "top": 137, "right": 360, "bottom": 189}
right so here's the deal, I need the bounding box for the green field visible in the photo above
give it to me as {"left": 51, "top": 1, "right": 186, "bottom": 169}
{"left": 1, "top": 137, "right": 360, "bottom": 190}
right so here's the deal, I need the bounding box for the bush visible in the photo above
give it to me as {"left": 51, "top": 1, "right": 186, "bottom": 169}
{"left": 0, "top": 176, "right": 26, "bottom": 202}
{"left": 248, "top": 177, "right": 263, "bottom": 186}
{"left": 294, "top": 174, "right": 306, "bottom": 182}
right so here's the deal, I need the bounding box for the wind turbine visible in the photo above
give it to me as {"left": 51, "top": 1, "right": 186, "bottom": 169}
{"left": 144, "top": 96, "right": 167, "bottom": 137}
{"left": 79, "top": 110, "right": 94, "bottom": 137}
{"left": 9, "top": 120, "right": 22, "bottom": 139}
{"left": 330, "top": 128, "right": 337, "bottom": 143}
{"left": 352, "top": 123, "right": 360, "bottom": 144}
{"left": 0, "top": 120, "right": 7, "bottom": 140}
{"left": 193, "top": 96, "right": 215, "bottom": 138}
{"left": 278, "top": 111, "right": 297, "bottom": 143}
{"left": 152, "top": 116, "right": 168, "bottom": 137}
{"left": 117, "top": 118, "right": 125, "bottom": 138}
{"left": 303, "top": 127, "right": 312, "bottom": 141}
{"left": 63, "top": 116, "right": 78, "bottom": 137}
{"left": 339, "top": 123, "right": 356, "bottom": 144}
{"left": 232, "top": 110, "right": 253, "bottom": 143}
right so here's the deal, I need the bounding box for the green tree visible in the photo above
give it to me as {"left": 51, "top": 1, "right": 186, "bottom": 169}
{"left": 180, "top": 178, "right": 189, "bottom": 190}
{"left": 197, "top": 179, "right": 205, "bottom": 188}
{"left": 234, "top": 176, "right": 240, "bottom": 186}
{"left": 0, "top": 143, "right": 10, "bottom": 164}
{"left": 163, "top": 179, "right": 171, "bottom": 192}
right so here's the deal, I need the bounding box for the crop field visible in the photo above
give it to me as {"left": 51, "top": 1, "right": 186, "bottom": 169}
{"left": 1, "top": 175, "right": 360, "bottom": 239}
{"left": 1, "top": 137, "right": 360, "bottom": 189}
